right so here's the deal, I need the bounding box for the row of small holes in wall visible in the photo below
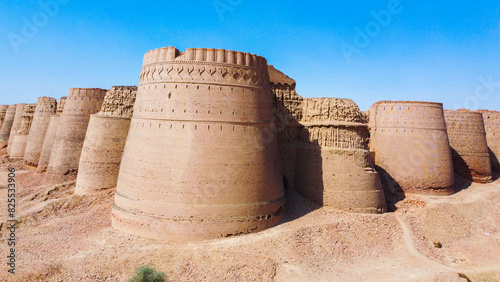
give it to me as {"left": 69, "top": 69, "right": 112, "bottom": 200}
{"left": 68, "top": 96, "right": 102, "bottom": 101}
{"left": 142, "top": 108, "right": 247, "bottom": 116}
{"left": 142, "top": 84, "right": 263, "bottom": 94}
{"left": 135, "top": 122, "right": 266, "bottom": 132}
{"left": 375, "top": 129, "right": 425, "bottom": 133}
{"left": 65, "top": 108, "right": 100, "bottom": 112}
{"left": 380, "top": 106, "right": 440, "bottom": 112}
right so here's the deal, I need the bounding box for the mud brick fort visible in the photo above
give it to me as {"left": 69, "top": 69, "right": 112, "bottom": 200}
{"left": 1, "top": 46, "right": 499, "bottom": 241}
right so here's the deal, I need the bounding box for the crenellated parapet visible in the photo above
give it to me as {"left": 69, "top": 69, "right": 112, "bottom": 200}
{"left": 139, "top": 47, "right": 270, "bottom": 89}
{"left": 63, "top": 88, "right": 108, "bottom": 115}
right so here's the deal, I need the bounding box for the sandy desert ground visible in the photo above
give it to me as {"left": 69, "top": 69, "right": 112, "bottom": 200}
{"left": 0, "top": 147, "right": 499, "bottom": 281}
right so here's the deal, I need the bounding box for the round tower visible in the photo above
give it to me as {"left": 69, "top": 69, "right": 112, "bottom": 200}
{"left": 37, "top": 97, "right": 66, "bottom": 173}
{"left": 0, "top": 105, "right": 17, "bottom": 146}
{"left": 0, "top": 105, "right": 9, "bottom": 129}
{"left": 24, "top": 97, "right": 57, "bottom": 166}
{"left": 75, "top": 86, "right": 137, "bottom": 195}
{"left": 444, "top": 109, "right": 492, "bottom": 183}
{"left": 45, "top": 89, "right": 107, "bottom": 182}
{"left": 369, "top": 101, "right": 455, "bottom": 195}
{"left": 10, "top": 104, "right": 36, "bottom": 158}
{"left": 112, "top": 47, "right": 285, "bottom": 241}
{"left": 478, "top": 110, "right": 500, "bottom": 173}
{"left": 7, "top": 104, "right": 28, "bottom": 155}
{"left": 294, "top": 98, "right": 386, "bottom": 213}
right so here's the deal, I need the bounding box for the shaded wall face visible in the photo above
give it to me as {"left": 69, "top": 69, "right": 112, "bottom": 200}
{"left": 0, "top": 105, "right": 17, "bottom": 143}
{"left": 369, "top": 102, "right": 455, "bottom": 195}
{"left": 444, "top": 110, "right": 492, "bottom": 183}
{"left": 112, "top": 47, "right": 284, "bottom": 241}
{"left": 271, "top": 83, "right": 303, "bottom": 192}
{"left": 45, "top": 89, "right": 107, "bottom": 180}
{"left": 479, "top": 111, "right": 500, "bottom": 173}
{"left": 24, "top": 97, "right": 57, "bottom": 166}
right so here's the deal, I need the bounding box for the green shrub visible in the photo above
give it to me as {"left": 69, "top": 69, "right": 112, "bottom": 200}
{"left": 130, "top": 265, "right": 166, "bottom": 282}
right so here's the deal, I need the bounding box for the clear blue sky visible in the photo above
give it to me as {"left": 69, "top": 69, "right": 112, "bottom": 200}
{"left": 1, "top": 0, "right": 499, "bottom": 111}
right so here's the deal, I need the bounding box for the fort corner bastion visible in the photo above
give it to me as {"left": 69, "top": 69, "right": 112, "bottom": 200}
{"left": 111, "top": 47, "right": 285, "bottom": 241}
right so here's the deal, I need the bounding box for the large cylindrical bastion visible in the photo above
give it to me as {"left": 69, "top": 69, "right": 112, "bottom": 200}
{"left": 444, "top": 109, "right": 492, "bottom": 183}
{"left": 112, "top": 47, "right": 285, "bottom": 241}
{"left": 369, "top": 101, "right": 455, "bottom": 195}
{"left": 0, "top": 104, "right": 17, "bottom": 145}
{"left": 24, "top": 97, "right": 57, "bottom": 166}
{"left": 37, "top": 97, "right": 67, "bottom": 173}
{"left": 75, "top": 86, "right": 137, "bottom": 195}
{"left": 45, "top": 89, "right": 107, "bottom": 181}
{"left": 478, "top": 110, "right": 500, "bottom": 173}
